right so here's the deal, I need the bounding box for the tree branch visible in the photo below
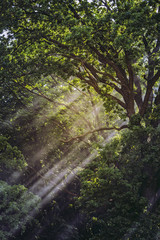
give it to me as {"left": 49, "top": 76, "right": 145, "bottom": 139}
{"left": 140, "top": 70, "right": 160, "bottom": 116}
{"left": 133, "top": 75, "right": 143, "bottom": 110}
{"left": 62, "top": 4, "right": 128, "bottom": 86}
{"left": 125, "top": 51, "right": 134, "bottom": 91}
{"left": 42, "top": 36, "right": 69, "bottom": 49}
{"left": 143, "top": 36, "right": 151, "bottom": 55}
{"left": 76, "top": 71, "right": 126, "bottom": 109}
{"left": 61, "top": 124, "right": 128, "bottom": 143}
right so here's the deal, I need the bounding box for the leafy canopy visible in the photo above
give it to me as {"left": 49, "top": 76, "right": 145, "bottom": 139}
{"left": 0, "top": 0, "right": 160, "bottom": 128}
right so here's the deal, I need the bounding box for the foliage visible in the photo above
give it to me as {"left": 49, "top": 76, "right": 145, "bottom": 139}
{"left": 77, "top": 126, "right": 160, "bottom": 239}
{"left": 0, "top": 181, "right": 40, "bottom": 240}
{"left": 0, "top": 0, "right": 160, "bottom": 125}
{"left": 0, "top": 135, "right": 27, "bottom": 171}
{"left": 0, "top": 1, "right": 160, "bottom": 239}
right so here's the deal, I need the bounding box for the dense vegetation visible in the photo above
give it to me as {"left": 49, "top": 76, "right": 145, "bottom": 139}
{"left": 77, "top": 126, "right": 160, "bottom": 239}
{"left": 0, "top": 0, "right": 160, "bottom": 239}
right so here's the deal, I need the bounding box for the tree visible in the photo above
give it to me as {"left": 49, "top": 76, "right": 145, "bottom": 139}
{"left": 77, "top": 126, "right": 160, "bottom": 240}
{"left": 1, "top": 0, "right": 160, "bottom": 132}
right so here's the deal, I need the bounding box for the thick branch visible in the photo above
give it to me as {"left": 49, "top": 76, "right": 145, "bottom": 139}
{"left": 140, "top": 70, "right": 160, "bottom": 116}
{"left": 125, "top": 51, "right": 134, "bottom": 91}
{"left": 83, "top": 62, "right": 123, "bottom": 96}
{"left": 89, "top": 45, "right": 128, "bottom": 84}
{"left": 149, "top": 69, "right": 160, "bottom": 87}
{"left": 133, "top": 75, "right": 143, "bottom": 110}
{"left": 143, "top": 36, "right": 151, "bottom": 55}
